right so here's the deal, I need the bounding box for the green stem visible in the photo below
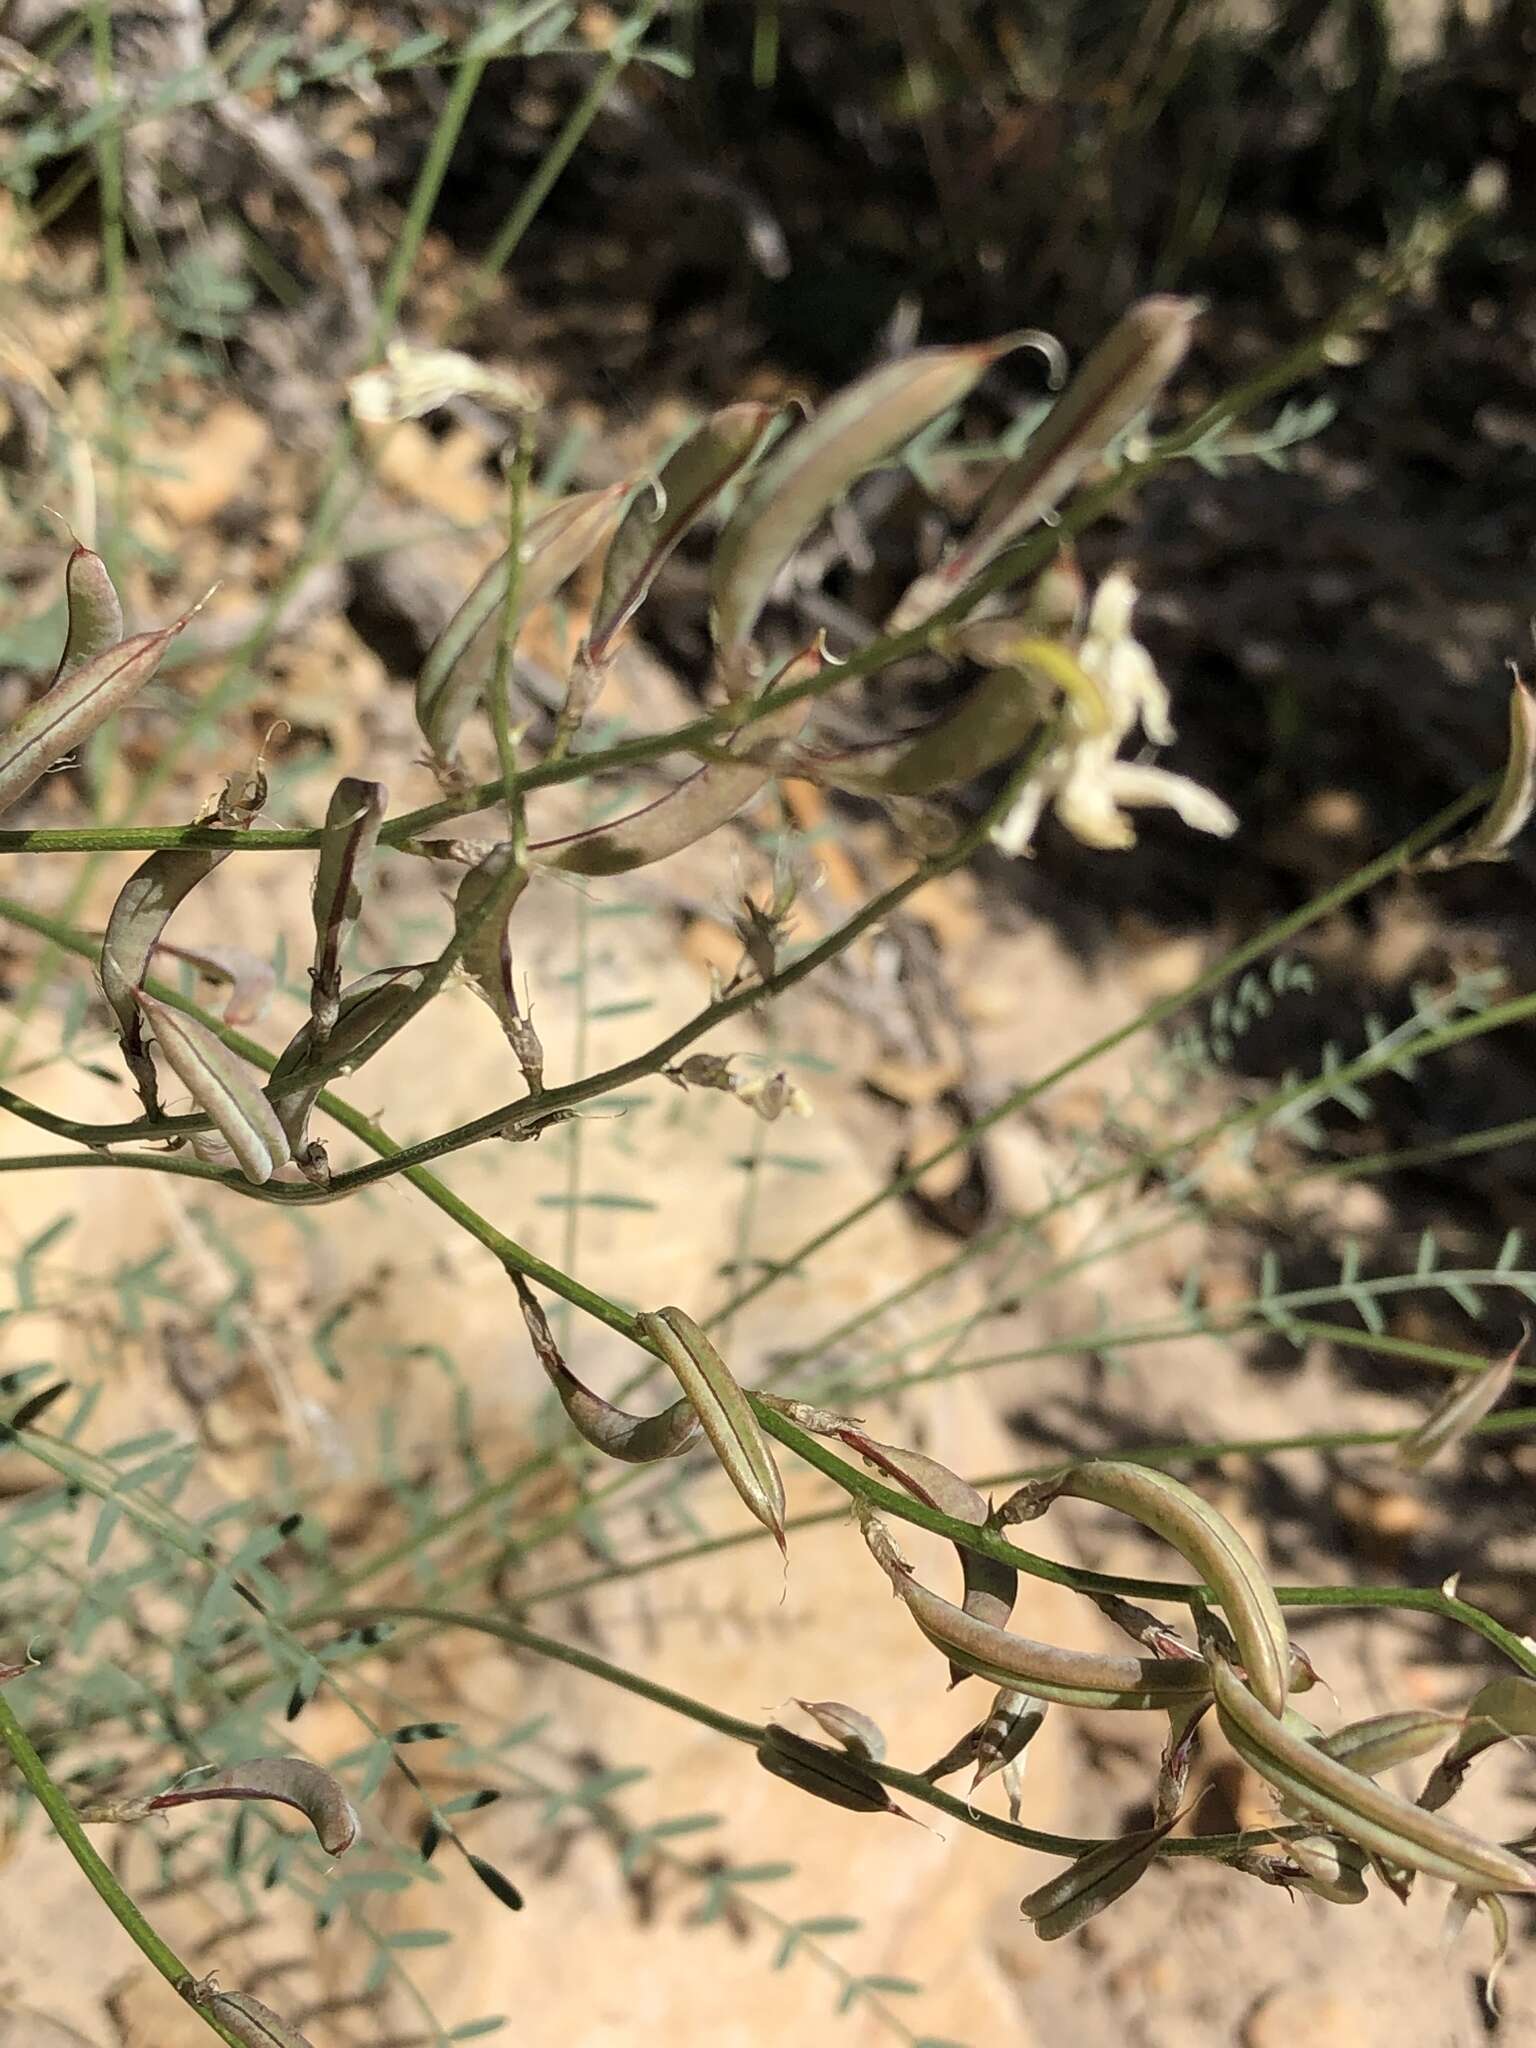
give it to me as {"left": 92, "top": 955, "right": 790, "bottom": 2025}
{"left": 0, "top": 1690, "right": 245, "bottom": 2047}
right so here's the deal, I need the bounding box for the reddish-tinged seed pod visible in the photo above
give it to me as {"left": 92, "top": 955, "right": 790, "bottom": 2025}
{"left": 132, "top": 993, "right": 292, "bottom": 1186}
{"left": 889, "top": 297, "right": 1199, "bottom": 631}
{"left": 712, "top": 331, "right": 1061, "bottom": 654}
{"left": 534, "top": 641, "right": 821, "bottom": 876}
{"left": 587, "top": 402, "right": 784, "bottom": 663}
{"left": 50, "top": 543, "right": 124, "bottom": 684}
{"left": 516, "top": 1278, "right": 701, "bottom": 1463}
{"left": 139, "top": 1756, "right": 359, "bottom": 1855}
{"left": 0, "top": 608, "right": 195, "bottom": 818}
{"left": 838, "top": 1426, "right": 1016, "bottom": 1687}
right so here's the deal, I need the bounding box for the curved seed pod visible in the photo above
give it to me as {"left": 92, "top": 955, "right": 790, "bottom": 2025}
{"left": 101, "top": 766, "right": 267, "bottom": 1116}
{"left": 1208, "top": 1652, "right": 1536, "bottom": 1894}
{"left": 145, "top": 1757, "right": 358, "bottom": 1854}
{"left": 1397, "top": 1327, "right": 1525, "bottom": 1470}
{"left": 270, "top": 965, "right": 428, "bottom": 1172}
{"left": 711, "top": 333, "right": 1056, "bottom": 655}
{"left": 309, "top": 778, "right": 386, "bottom": 1041}
{"left": 1020, "top": 1814, "right": 1178, "bottom": 1940}
{"left": 415, "top": 484, "right": 628, "bottom": 764}
{"left": 534, "top": 645, "right": 820, "bottom": 876}
{"left": 516, "top": 1278, "right": 701, "bottom": 1463}
{"left": 757, "top": 1725, "right": 908, "bottom": 1818}
{"left": 0, "top": 610, "right": 194, "bottom": 818}
{"left": 50, "top": 543, "right": 124, "bottom": 684}
{"left": 154, "top": 942, "right": 276, "bottom": 1027}
{"left": 792, "top": 1699, "right": 885, "bottom": 1763}
{"left": 182, "top": 1981, "right": 315, "bottom": 2048}
{"left": 132, "top": 993, "right": 291, "bottom": 1186}
{"left": 637, "top": 1307, "right": 786, "bottom": 1551}
{"left": 1422, "top": 674, "right": 1536, "bottom": 870}
{"left": 889, "top": 297, "right": 1199, "bottom": 631}
{"left": 1049, "top": 1460, "right": 1289, "bottom": 1719}
{"left": 841, "top": 1427, "right": 1015, "bottom": 1687}
{"left": 1314, "top": 1708, "right": 1463, "bottom": 1779}
{"left": 452, "top": 844, "right": 532, "bottom": 1034}
{"left": 808, "top": 667, "right": 1041, "bottom": 799}
{"left": 1419, "top": 1675, "right": 1536, "bottom": 1813}
{"left": 587, "top": 402, "right": 783, "bottom": 663}
{"left": 857, "top": 1505, "right": 1208, "bottom": 1711}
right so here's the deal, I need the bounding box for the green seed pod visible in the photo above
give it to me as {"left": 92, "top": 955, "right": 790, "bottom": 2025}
{"left": 1040, "top": 1459, "right": 1291, "bottom": 1720}
{"left": 0, "top": 610, "right": 193, "bottom": 818}
{"left": 637, "top": 1307, "right": 786, "bottom": 1552}
{"left": 757, "top": 1725, "right": 904, "bottom": 1817}
{"left": 517, "top": 1278, "right": 701, "bottom": 1463}
{"left": 180, "top": 1980, "right": 315, "bottom": 2048}
{"left": 416, "top": 484, "right": 628, "bottom": 766}
{"left": 1208, "top": 1651, "right": 1536, "bottom": 1894}
{"left": 50, "top": 543, "right": 124, "bottom": 685}
{"left": 309, "top": 777, "right": 386, "bottom": 1043}
{"left": 807, "top": 666, "right": 1041, "bottom": 799}
{"left": 587, "top": 402, "right": 784, "bottom": 663}
{"left": 1020, "top": 1814, "right": 1177, "bottom": 1940}
{"left": 132, "top": 993, "right": 292, "bottom": 1186}
{"left": 1314, "top": 1708, "right": 1464, "bottom": 1780}
{"left": 712, "top": 332, "right": 1059, "bottom": 655}
{"left": 889, "top": 297, "right": 1199, "bottom": 631}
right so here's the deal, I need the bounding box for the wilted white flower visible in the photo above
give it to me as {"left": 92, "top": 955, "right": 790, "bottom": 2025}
{"left": 991, "top": 567, "right": 1236, "bottom": 856}
{"left": 348, "top": 341, "right": 538, "bottom": 424}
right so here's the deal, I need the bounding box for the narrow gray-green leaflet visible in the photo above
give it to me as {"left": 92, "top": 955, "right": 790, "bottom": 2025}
{"left": 710, "top": 331, "right": 1058, "bottom": 658}
{"left": 0, "top": 611, "right": 194, "bottom": 818}
{"left": 1397, "top": 1327, "right": 1525, "bottom": 1470}
{"left": 636, "top": 1307, "right": 787, "bottom": 1550}
{"left": 309, "top": 777, "right": 386, "bottom": 1042}
{"left": 1208, "top": 1651, "right": 1536, "bottom": 1894}
{"left": 50, "top": 544, "right": 124, "bottom": 685}
{"left": 132, "top": 993, "right": 292, "bottom": 1186}
{"left": 586, "top": 401, "right": 783, "bottom": 662}
{"left": 415, "top": 483, "right": 628, "bottom": 766}
{"left": 889, "top": 296, "right": 1199, "bottom": 631}
{"left": 101, "top": 766, "right": 268, "bottom": 1116}
{"left": 516, "top": 1277, "right": 701, "bottom": 1463}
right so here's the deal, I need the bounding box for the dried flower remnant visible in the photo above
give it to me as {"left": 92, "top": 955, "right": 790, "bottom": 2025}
{"left": 791, "top": 1699, "right": 886, "bottom": 1762}
{"left": 664, "top": 1055, "right": 811, "bottom": 1122}
{"left": 986, "top": 568, "right": 1237, "bottom": 857}
{"left": 347, "top": 339, "right": 538, "bottom": 422}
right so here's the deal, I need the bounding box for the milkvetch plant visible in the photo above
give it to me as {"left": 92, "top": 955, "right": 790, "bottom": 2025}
{"left": 0, "top": 142, "right": 1533, "bottom": 2047}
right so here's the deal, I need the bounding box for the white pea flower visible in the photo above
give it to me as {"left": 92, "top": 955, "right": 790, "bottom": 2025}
{"left": 990, "top": 567, "right": 1236, "bottom": 857}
